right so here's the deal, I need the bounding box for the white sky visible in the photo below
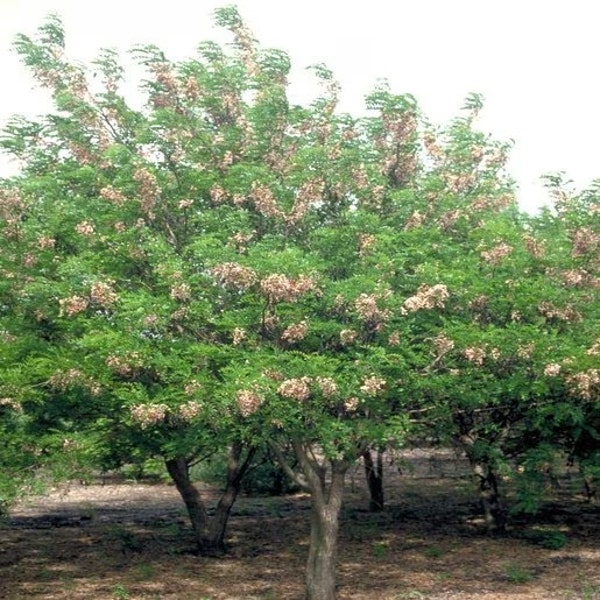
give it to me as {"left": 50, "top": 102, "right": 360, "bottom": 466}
{"left": 1, "top": 0, "right": 598, "bottom": 213}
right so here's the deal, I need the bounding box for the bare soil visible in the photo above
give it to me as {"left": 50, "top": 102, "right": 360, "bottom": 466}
{"left": 1, "top": 450, "right": 599, "bottom": 600}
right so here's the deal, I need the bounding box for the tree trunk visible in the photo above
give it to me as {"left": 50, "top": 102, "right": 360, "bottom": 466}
{"left": 362, "top": 447, "right": 384, "bottom": 511}
{"left": 302, "top": 456, "right": 346, "bottom": 600}
{"left": 471, "top": 461, "right": 507, "bottom": 533}
{"left": 165, "top": 442, "right": 253, "bottom": 556}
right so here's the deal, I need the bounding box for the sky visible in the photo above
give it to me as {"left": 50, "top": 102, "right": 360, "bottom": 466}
{"left": 1, "top": 0, "right": 598, "bottom": 213}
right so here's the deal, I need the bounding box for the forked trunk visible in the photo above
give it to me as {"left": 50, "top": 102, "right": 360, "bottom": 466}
{"left": 363, "top": 447, "right": 384, "bottom": 511}
{"left": 165, "top": 442, "right": 253, "bottom": 556}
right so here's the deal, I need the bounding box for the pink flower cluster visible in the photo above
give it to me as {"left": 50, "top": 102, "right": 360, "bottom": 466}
{"left": 544, "top": 363, "right": 562, "bottom": 377}
{"left": 106, "top": 352, "right": 143, "bottom": 377}
{"left": 100, "top": 186, "right": 127, "bottom": 206}
{"left": 236, "top": 389, "right": 263, "bottom": 417}
{"left": 59, "top": 295, "right": 89, "bottom": 317}
{"left": 130, "top": 403, "right": 169, "bottom": 428}
{"left": 133, "top": 167, "right": 160, "bottom": 215}
{"left": 75, "top": 221, "right": 95, "bottom": 236}
{"left": 571, "top": 227, "right": 600, "bottom": 258}
{"left": 232, "top": 328, "right": 247, "bottom": 346}
{"left": 178, "top": 401, "right": 202, "bottom": 421}
{"left": 538, "top": 302, "right": 582, "bottom": 323}
{"left": 170, "top": 282, "right": 191, "bottom": 302}
{"left": 316, "top": 376, "right": 338, "bottom": 398}
{"left": 260, "top": 274, "right": 318, "bottom": 303}
{"left": 278, "top": 377, "right": 312, "bottom": 401}
{"left": 403, "top": 284, "right": 449, "bottom": 312}
{"left": 354, "top": 292, "right": 391, "bottom": 326}
{"left": 90, "top": 281, "right": 118, "bottom": 308}
{"left": 480, "top": 242, "right": 513, "bottom": 265}
{"left": 463, "top": 347, "right": 487, "bottom": 366}
{"left": 36, "top": 236, "right": 56, "bottom": 250}
{"left": 567, "top": 369, "right": 600, "bottom": 400}
{"left": 0, "top": 397, "right": 22, "bottom": 413}
{"left": 210, "top": 262, "right": 257, "bottom": 290}
{"left": 281, "top": 320, "right": 309, "bottom": 343}
{"left": 360, "top": 376, "right": 386, "bottom": 396}
{"left": 340, "top": 329, "right": 358, "bottom": 345}
{"left": 523, "top": 234, "right": 546, "bottom": 258}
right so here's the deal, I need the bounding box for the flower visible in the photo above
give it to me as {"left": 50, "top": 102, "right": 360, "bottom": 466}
{"left": 59, "top": 295, "right": 89, "bottom": 317}
{"left": 316, "top": 377, "right": 338, "bottom": 398}
{"left": 360, "top": 376, "right": 386, "bottom": 396}
{"left": 281, "top": 320, "right": 309, "bottom": 343}
{"left": 403, "top": 284, "right": 449, "bottom": 312}
{"left": 480, "top": 242, "right": 513, "bottom": 265}
{"left": 90, "top": 281, "right": 118, "bottom": 307}
{"left": 544, "top": 363, "right": 561, "bottom": 377}
{"left": 130, "top": 403, "right": 168, "bottom": 427}
{"left": 75, "top": 221, "right": 95, "bottom": 236}
{"left": 278, "top": 377, "right": 312, "bottom": 401}
{"left": 236, "top": 389, "right": 263, "bottom": 417}
{"left": 340, "top": 329, "right": 357, "bottom": 345}
{"left": 210, "top": 262, "right": 257, "bottom": 290}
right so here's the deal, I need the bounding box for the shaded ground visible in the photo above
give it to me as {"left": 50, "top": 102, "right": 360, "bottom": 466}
{"left": 1, "top": 450, "right": 600, "bottom": 599}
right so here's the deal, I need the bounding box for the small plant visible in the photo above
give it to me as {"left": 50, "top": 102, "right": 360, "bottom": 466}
{"left": 423, "top": 545, "right": 444, "bottom": 559}
{"left": 112, "top": 585, "right": 131, "bottom": 600}
{"left": 526, "top": 528, "right": 567, "bottom": 550}
{"left": 373, "top": 541, "right": 388, "bottom": 557}
{"left": 135, "top": 563, "right": 155, "bottom": 580}
{"left": 504, "top": 564, "right": 533, "bottom": 584}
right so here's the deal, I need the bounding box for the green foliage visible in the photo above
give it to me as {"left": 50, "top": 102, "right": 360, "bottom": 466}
{"left": 1, "top": 11, "right": 599, "bottom": 598}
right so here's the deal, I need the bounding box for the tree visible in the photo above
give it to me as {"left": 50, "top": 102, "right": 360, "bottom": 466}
{"left": 3, "top": 8, "right": 598, "bottom": 600}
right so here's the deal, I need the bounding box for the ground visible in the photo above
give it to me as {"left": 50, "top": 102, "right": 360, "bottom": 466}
{"left": 1, "top": 450, "right": 599, "bottom": 600}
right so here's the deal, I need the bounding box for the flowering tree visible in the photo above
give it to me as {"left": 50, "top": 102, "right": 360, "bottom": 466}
{"left": 2, "top": 8, "right": 598, "bottom": 600}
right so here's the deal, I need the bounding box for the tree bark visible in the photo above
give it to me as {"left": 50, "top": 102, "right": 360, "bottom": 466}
{"left": 362, "top": 447, "right": 384, "bottom": 511}
{"left": 165, "top": 442, "right": 253, "bottom": 556}
{"left": 471, "top": 461, "right": 507, "bottom": 533}
{"left": 293, "top": 442, "right": 347, "bottom": 600}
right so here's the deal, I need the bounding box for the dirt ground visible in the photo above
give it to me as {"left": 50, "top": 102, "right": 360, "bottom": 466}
{"left": 1, "top": 450, "right": 599, "bottom": 600}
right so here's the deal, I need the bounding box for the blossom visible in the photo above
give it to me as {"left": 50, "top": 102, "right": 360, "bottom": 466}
{"left": 178, "top": 401, "right": 202, "bottom": 421}
{"left": 360, "top": 376, "right": 386, "bottom": 396}
{"left": 230, "top": 327, "right": 246, "bottom": 346}
{"left": 170, "top": 282, "right": 191, "bottom": 301}
{"left": 133, "top": 167, "right": 160, "bottom": 214}
{"left": 463, "top": 347, "right": 486, "bottom": 366}
{"left": 36, "top": 236, "right": 56, "bottom": 250}
{"left": 544, "top": 363, "right": 561, "bottom": 377}
{"left": 340, "top": 329, "right": 358, "bottom": 345}
{"left": 278, "top": 377, "right": 312, "bottom": 401}
{"left": 130, "top": 403, "right": 169, "bottom": 428}
{"left": 75, "top": 221, "right": 95, "bottom": 236}
{"left": 210, "top": 262, "right": 257, "bottom": 290}
{"left": 344, "top": 397, "right": 359, "bottom": 413}
{"left": 388, "top": 331, "right": 401, "bottom": 346}
{"left": 567, "top": 370, "right": 600, "bottom": 400}
{"left": 403, "top": 284, "right": 449, "bottom": 312}
{"left": 100, "top": 186, "right": 127, "bottom": 205}
{"left": 59, "top": 295, "right": 89, "bottom": 317}
{"left": 538, "top": 302, "right": 582, "bottom": 323}
{"left": 236, "top": 389, "right": 263, "bottom": 417}
{"left": 260, "top": 273, "right": 318, "bottom": 303}
{"left": 431, "top": 333, "right": 455, "bottom": 356}
{"left": 523, "top": 234, "right": 546, "bottom": 258}
{"left": 90, "top": 281, "right": 118, "bottom": 307}
{"left": 316, "top": 377, "right": 338, "bottom": 398}
{"left": 354, "top": 293, "right": 390, "bottom": 325}
{"left": 480, "top": 242, "right": 513, "bottom": 265}
{"left": 587, "top": 339, "right": 600, "bottom": 356}
{"left": 281, "top": 320, "right": 309, "bottom": 343}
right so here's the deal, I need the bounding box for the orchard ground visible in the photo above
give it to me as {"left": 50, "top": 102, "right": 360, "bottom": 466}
{"left": 1, "top": 450, "right": 600, "bottom": 600}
